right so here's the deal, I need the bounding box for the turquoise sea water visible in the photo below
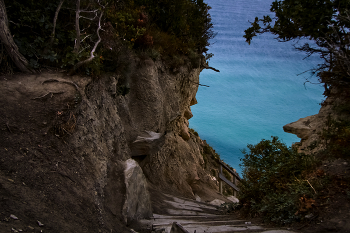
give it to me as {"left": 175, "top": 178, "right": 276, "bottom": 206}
{"left": 189, "top": 0, "right": 325, "bottom": 174}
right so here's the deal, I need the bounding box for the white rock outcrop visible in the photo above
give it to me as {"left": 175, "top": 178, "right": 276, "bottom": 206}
{"left": 122, "top": 159, "right": 152, "bottom": 224}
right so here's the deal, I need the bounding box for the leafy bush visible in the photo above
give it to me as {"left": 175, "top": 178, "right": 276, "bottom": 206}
{"left": 203, "top": 144, "right": 212, "bottom": 155}
{"left": 223, "top": 169, "right": 231, "bottom": 180}
{"left": 239, "top": 136, "right": 319, "bottom": 224}
{"left": 133, "top": 0, "right": 215, "bottom": 54}
{"left": 210, "top": 169, "right": 216, "bottom": 177}
{"left": 5, "top": 0, "right": 68, "bottom": 67}
{"left": 189, "top": 128, "right": 199, "bottom": 137}
{"left": 321, "top": 115, "right": 350, "bottom": 158}
{"left": 220, "top": 202, "right": 240, "bottom": 213}
{"left": 105, "top": 3, "right": 147, "bottom": 48}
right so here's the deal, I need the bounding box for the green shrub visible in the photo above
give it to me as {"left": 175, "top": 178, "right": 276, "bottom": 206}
{"left": 189, "top": 128, "right": 199, "bottom": 137}
{"left": 210, "top": 169, "right": 216, "bottom": 177}
{"left": 145, "top": 48, "right": 160, "bottom": 61}
{"left": 220, "top": 202, "right": 240, "bottom": 213}
{"left": 223, "top": 169, "right": 231, "bottom": 180}
{"left": 223, "top": 185, "right": 233, "bottom": 196}
{"left": 4, "top": 0, "right": 215, "bottom": 74}
{"left": 203, "top": 144, "right": 211, "bottom": 155}
{"left": 239, "top": 136, "right": 319, "bottom": 224}
{"left": 321, "top": 115, "right": 350, "bottom": 158}
{"left": 211, "top": 152, "right": 220, "bottom": 160}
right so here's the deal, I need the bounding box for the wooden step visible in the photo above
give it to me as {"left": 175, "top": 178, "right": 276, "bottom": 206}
{"left": 153, "top": 222, "right": 267, "bottom": 233}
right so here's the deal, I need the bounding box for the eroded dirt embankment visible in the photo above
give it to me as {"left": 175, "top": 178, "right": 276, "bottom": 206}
{"left": 0, "top": 59, "right": 225, "bottom": 232}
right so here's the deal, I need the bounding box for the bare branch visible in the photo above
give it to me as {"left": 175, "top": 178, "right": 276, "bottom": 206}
{"left": 69, "top": 10, "right": 103, "bottom": 75}
{"left": 0, "top": 0, "right": 34, "bottom": 73}
{"left": 73, "top": 0, "right": 81, "bottom": 54}
{"left": 80, "top": 34, "right": 91, "bottom": 43}
{"left": 49, "top": 0, "right": 65, "bottom": 46}
{"left": 79, "top": 9, "right": 99, "bottom": 13}
{"left": 79, "top": 15, "right": 98, "bottom": 21}
{"left": 78, "top": 45, "right": 90, "bottom": 54}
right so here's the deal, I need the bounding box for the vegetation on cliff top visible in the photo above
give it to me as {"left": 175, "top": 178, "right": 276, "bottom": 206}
{"left": 0, "top": 0, "right": 215, "bottom": 75}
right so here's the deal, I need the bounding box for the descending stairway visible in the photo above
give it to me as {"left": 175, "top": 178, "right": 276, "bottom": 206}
{"left": 141, "top": 193, "right": 297, "bottom": 233}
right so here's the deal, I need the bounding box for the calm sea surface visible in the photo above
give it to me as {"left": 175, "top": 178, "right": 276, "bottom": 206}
{"left": 189, "top": 0, "right": 325, "bottom": 174}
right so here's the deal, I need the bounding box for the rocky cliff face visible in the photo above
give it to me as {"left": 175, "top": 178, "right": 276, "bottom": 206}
{"left": 283, "top": 92, "right": 346, "bottom": 154}
{"left": 0, "top": 57, "right": 220, "bottom": 232}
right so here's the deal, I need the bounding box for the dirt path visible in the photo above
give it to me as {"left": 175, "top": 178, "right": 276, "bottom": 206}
{"left": 0, "top": 72, "right": 129, "bottom": 233}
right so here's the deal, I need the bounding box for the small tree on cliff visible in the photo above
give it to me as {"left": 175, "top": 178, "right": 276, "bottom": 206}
{"left": 0, "top": 0, "right": 33, "bottom": 73}
{"left": 0, "top": 0, "right": 107, "bottom": 74}
{"left": 244, "top": 0, "right": 350, "bottom": 96}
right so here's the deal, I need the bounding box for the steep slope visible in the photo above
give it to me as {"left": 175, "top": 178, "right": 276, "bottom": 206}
{"left": 0, "top": 57, "right": 224, "bottom": 232}
{"left": 283, "top": 93, "right": 350, "bottom": 233}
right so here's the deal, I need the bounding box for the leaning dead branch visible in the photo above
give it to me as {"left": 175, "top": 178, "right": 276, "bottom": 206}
{"left": 73, "top": 0, "right": 81, "bottom": 54}
{"left": 69, "top": 9, "right": 104, "bottom": 75}
{"left": 49, "top": 0, "right": 65, "bottom": 47}
{"left": 0, "top": 0, "right": 34, "bottom": 73}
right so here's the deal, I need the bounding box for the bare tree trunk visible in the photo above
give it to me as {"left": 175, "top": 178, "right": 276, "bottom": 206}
{"left": 68, "top": 11, "right": 103, "bottom": 75}
{"left": 73, "top": 0, "right": 81, "bottom": 54}
{"left": 0, "top": 0, "right": 33, "bottom": 73}
{"left": 49, "top": 0, "right": 65, "bottom": 46}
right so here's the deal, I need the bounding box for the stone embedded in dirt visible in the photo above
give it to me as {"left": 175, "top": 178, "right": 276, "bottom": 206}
{"left": 194, "top": 194, "right": 201, "bottom": 202}
{"left": 10, "top": 214, "right": 18, "bottom": 220}
{"left": 37, "top": 220, "right": 44, "bottom": 227}
{"left": 305, "top": 213, "right": 315, "bottom": 219}
{"left": 227, "top": 196, "right": 239, "bottom": 203}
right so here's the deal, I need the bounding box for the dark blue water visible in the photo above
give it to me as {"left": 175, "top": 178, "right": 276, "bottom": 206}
{"left": 189, "top": 0, "right": 325, "bottom": 174}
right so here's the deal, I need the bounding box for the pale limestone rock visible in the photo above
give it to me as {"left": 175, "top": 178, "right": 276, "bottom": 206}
{"left": 131, "top": 131, "right": 163, "bottom": 156}
{"left": 209, "top": 199, "right": 225, "bottom": 206}
{"left": 283, "top": 115, "right": 316, "bottom": 139}
{"left": 184, "top": 108, "right": 193, "bottom": 120}
{"left": 190, "top": 96, "right": 198, "bottom": 106}
{"left": 123, "top": 159, "right": 152, "bottom": 224}
{"left": 227, "top": 196, "right": 239, "bottom": 203}
{"left": 134, "top": 131, "right": 161, "bottom": 143}
{"left": 181, "top": 124, "right": 190, "bottom": 141}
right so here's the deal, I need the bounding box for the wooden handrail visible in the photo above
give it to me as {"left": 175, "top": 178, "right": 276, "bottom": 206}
{"left": 219, "top": 173, "right": 240, "bottom": 192}
{"left": 218, "top": 160, "right": 241, "bottom": 181}
{"left": 217, "top": 160, "right": 241, "bottom": 197}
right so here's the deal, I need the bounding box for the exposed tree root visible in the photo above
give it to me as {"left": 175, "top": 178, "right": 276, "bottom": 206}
{"left": 31, "top": 91, "right": 65, "bottom": 100}
{"left": 42, "top": 79, "right": 80, "bottom": 90}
